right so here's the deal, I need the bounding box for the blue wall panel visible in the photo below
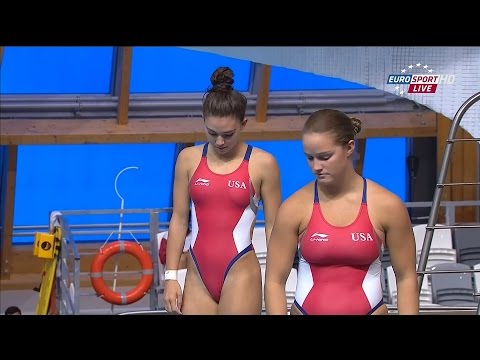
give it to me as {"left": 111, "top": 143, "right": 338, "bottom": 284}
{"left": 1, "top": 47, "right": 113, "bottom": 94}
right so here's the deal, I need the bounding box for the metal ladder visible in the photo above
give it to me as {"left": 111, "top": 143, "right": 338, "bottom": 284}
{"left": 416, "top": 92, "right": 480, "bottom": 315}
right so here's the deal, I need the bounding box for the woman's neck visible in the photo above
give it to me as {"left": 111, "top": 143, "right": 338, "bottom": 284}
{"left": 318, "top": 168, "right": 362, "bottom": 200}
{"left": 209, "top": 142, "right": 245, "bottom": 162}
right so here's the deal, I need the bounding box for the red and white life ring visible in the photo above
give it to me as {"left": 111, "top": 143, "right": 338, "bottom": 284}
{"left": 90, "top": 241, "right": 153, "bottom": 305}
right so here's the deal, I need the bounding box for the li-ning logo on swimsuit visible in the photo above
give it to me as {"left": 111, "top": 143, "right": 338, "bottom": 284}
{"left": 227, "top": 180, "right": 247, "bottom": 189}
{"left": 351, "top": 232, "right": 374, "bottom": 241}
{"left": 310, "top": 233, "right": 329, "bottom": 242}
{"left": 194, "top": 178, "right": 210, "bottom": 186}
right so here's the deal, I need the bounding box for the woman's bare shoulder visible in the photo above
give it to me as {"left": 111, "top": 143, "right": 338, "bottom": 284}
{"left": 177, "top": 144, "right": 204, "bottom": 164}
{"left": 179, "top": 144, "right": 203, "bottom": 156}
{"left": 250, "top": 146, "right": 278, "bottom": 165}
{"left": 282, "top": 181, "right": 315, "bottom": 209}
{"left": 274, "top": 182, "right": 315, "bottom": 231}
{"left": 366, "top": 179, "right": 407, "bottom": 210}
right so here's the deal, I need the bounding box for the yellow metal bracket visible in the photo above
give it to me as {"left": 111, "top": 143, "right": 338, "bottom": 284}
{"left": 34, "top": 227, "right": 61, "bottom": 315}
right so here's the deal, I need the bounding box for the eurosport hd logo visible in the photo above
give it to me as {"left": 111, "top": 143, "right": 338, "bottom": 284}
{"left": 387, "top": 63, "right": 455, "bottom": 96}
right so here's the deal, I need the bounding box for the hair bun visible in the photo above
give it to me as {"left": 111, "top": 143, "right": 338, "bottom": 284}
{"left": 350, "top": 117, "right": 362, "bottom": 135}
{"left": 210, "top": 67, "right": 234, "bottom": 92}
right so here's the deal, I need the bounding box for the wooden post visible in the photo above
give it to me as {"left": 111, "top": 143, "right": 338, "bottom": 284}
{"left": 116, "top": 47, "right": 133, "bottom": 125}
{"left": 0, "top": 145, "right": 18, "bottom": 279}
{"left": 254, "top": 65, "right": 271, "bottom": 123}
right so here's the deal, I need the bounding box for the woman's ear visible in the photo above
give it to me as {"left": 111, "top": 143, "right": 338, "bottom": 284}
{"left": 346, "top": 139, "right": 355, "bottom": 157}
{"left": 241, "top": 118, "right": 248, "bottom": 129}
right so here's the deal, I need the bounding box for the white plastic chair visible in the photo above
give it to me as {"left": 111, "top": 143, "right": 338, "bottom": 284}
{"left": 413, "top": 223, "right": 454, "bottom": 249}
{"left": 473, "top": 263, "right": 480, "bottom": 298}
{"left": 252, "top": 227, "right": 267, "bottom": 265}
{"left": 413, "top": 224, "right": 456, "bottom": 268}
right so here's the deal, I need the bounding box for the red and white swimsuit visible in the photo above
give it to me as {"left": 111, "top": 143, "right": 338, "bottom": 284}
{"left": 295, "top": 178, "right": 384, "bottom": 314}
{"left": 188, "top": 144, "right": 259, "bottom": 302}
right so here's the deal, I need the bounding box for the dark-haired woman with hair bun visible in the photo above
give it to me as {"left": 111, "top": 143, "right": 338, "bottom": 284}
{"left": 265, "top": 109, "right": 419, "bottom": 315}
{"left": 164, "top": 67, "right": 282, "bottom": 314}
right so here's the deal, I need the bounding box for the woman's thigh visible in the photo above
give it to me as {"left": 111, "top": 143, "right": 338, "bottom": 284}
{"left": 218, "top": 251, "right": 262, "bottom": 315}
{"left": 181, "top": 256, "right": 218, "bottom": 315}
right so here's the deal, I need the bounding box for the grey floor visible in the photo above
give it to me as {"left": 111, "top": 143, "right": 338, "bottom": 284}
{"left": 2, "top": 285, "right": 478, "bottom": 315}
{"left": 1, "top": 286, "right": 163, "bottom": 315}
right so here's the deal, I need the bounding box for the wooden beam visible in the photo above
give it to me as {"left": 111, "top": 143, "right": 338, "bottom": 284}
{"left": 0, "top": 145, "right": 17, "bottom": 279}
{"left": 254, "top": 65, "right": 271, "bottom": 123}
{"left": 116, "top": 47, "right": 133, "bottom": 125}
{"left": 0, "top": 111, "right": 437, "bottom": 145}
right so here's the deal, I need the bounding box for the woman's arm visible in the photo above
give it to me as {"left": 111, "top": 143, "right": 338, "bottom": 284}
{"left": 258, "top": 152, "right": 282, "bottom": 245}
{"left": 164, "top": 149, "right": 192, "bottom": 313}
{"left": 382, "top": 194, "right": 419, "bottom": 314}
{"left": 265, "top": 197, "right": 301, "bottom": 314}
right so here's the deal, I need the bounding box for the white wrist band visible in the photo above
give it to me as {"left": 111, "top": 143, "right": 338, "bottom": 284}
{"left": 164, "top": 270, "right": 178, "bottom": 281}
